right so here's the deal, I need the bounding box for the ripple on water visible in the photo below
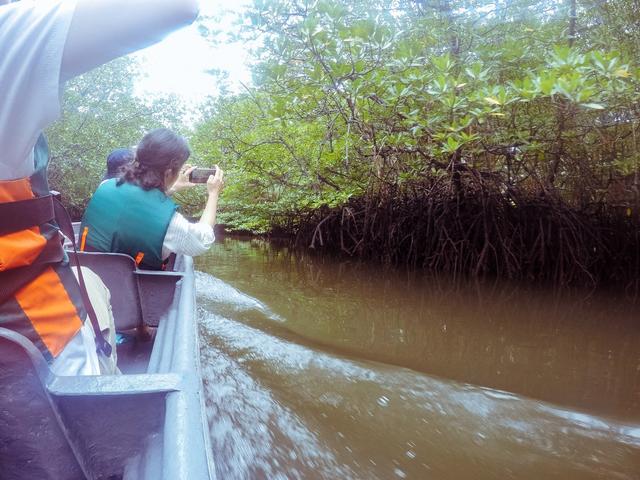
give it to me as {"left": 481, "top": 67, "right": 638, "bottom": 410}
{"left": 394, "top": 467, "right": 407, "bottom": 478}
{"left": 196, "top": 271, "right": 640, "bottom": 480}
{"left": 199, "top": 335, "right": 354, "bottom": 480}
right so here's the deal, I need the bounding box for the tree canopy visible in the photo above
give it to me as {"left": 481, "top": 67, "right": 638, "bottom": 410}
{"left": 192, "top": 0, "right": 639, "bottom": 233}
{"left": 48, "top": 0, "right": 640, "bottom": 285}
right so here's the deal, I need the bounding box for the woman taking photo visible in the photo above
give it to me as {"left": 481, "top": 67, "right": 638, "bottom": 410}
{"left": 80, "top": 128, "right": 224, "bottom": 269}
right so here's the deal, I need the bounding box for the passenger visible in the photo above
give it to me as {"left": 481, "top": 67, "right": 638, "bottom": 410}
{"left": 0, "top": 0, "right": 201, "bottom": 376}
{"left": 102, "top": 148, "right": 134, "bottom": 184}
{"left": 80, "top": 129, "right": 224, "bottom": 270}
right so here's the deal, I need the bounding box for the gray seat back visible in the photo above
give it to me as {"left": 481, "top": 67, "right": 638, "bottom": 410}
{"left": 69, "top": 251, "right": 142, "bottom": 331}
{"left": 69, "top": 250, "right": 184, "bottom": 329}
{"left": 0, "top": 328, "right": 85, "bottom": 480}
{"left": 135, "top": 270, "right": 184, "bottom": 327}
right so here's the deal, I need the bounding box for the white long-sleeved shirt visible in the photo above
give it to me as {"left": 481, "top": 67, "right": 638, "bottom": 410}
{"left": 162, "top": 212, "right": 215, "bottom": 259}
{"left": 0, "top": 0, "right": 199, "bottom": 181}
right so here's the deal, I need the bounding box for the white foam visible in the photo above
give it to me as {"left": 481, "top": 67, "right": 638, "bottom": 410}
{"left": 195, "top": 270, "right": 284, "bottom": 321}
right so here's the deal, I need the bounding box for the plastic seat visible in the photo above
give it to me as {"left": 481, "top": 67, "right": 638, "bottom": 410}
{"left": 68, "top": 250, "right": 184, "bottom": 329}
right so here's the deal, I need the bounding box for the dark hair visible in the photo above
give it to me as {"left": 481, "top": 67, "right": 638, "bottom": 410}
{"left": 103, "top": 148, "right": 134, "bottom": 181}
{"left": 118, "top": 128, "right": 190, "bottom": 191}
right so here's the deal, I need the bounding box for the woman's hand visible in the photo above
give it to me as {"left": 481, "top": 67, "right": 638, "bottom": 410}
{"left": 170, "top": 164, "right": 197, "bottom": 194}
{"left": 200, "top": 165, "right": 224, "bottom": 227}
{"left": 206, "top": 165, "right": 224, "bottom": 196}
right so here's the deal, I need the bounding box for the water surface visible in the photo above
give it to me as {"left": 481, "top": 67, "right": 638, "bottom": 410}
{"left": 196, "top": 237, "right": 640, "bottom": 479}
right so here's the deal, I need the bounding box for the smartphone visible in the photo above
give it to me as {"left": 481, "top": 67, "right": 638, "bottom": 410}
{"left": 189, "top": 167, "right": 217, "bottom": 184}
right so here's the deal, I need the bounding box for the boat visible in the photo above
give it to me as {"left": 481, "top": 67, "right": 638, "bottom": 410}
{"left": 0, "top": 236, "right": 216, "bottom": 479}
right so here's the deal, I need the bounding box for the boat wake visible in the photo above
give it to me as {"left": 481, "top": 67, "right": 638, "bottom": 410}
{"left": 195, "top": 270, "right": 284, "bottom": 322}
{"left": 200, "top": 332, "right": 355, "bottom": 480}
{"left": 195, "top": 271, "right": 640, "bottom": 480}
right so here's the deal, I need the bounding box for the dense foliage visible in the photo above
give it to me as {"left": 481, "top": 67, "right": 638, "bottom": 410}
{"left": 192, "top": 0, "right": 640, "bottom": 286}
{"left": 47, "top": 1, "right": 640, "bottom": 286}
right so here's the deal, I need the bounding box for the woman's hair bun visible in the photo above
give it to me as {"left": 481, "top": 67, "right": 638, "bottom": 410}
{"left": 118, "top": 128, "right": 190, "bottom": 191}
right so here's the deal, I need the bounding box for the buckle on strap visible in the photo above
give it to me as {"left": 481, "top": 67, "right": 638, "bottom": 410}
{"left": 0, "top": 195, "right": 55, "bottom": 236}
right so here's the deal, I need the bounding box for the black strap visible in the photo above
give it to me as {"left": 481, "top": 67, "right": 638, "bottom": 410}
{"left": 0, "top": 195, "right": 55, "bottom": 235}
{"left": 52, "top": 199, "right": 112, "bottom": 358}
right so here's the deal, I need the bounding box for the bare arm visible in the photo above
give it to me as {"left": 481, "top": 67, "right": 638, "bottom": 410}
{"left": 199, "top": 166, "right": 224, "bottom": 228}
{"left": 61, "top": 0, "right": 200, "bottom": 81}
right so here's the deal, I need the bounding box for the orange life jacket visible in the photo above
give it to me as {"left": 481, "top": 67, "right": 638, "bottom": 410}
{"left": 0, "top": 135, "right": 97, "bottom": 362}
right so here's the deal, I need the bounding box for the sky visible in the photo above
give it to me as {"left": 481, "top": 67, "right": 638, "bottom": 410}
{"left": 133, "top": 1, "right": 252, "bottom": 105}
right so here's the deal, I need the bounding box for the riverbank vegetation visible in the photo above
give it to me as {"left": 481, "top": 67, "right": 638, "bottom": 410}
{"left": 50, "top": 0, "right": 640, "bottom": 288}
{"left": 192, "top": 0, "right": 640, "bottom": 288}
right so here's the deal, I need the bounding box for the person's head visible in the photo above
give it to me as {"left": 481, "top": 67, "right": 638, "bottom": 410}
{"left": 103, "top": 148, "right": 134, "bottom": 181}
{"left": 118, "top": 128, "right": 190, "bottom": 192}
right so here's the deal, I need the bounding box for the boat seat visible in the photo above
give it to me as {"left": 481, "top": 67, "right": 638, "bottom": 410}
{"left": 69, "top": 251, "right": 143, "bottom": 331}
{"left": 68, "top": 250, "right": 184, "bottom": 329}
{"left": 0, "top": 327, "right": 181, "bottom": 480}
{"left": 135, "top": 268, "right": 184, "bottom": 327}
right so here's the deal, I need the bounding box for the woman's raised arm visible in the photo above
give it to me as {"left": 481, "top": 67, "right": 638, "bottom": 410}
{"left": 61, "top": 0, "right": 200, "bottom": 81}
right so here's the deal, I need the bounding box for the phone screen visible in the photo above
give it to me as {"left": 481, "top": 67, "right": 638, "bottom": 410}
{"left": 189, "top": 168, "right": 217, "bottom": 183}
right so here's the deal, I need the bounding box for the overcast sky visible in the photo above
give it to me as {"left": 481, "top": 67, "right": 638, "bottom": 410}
{"left": 133, "top": 1, "right": 252, "bottom": 104}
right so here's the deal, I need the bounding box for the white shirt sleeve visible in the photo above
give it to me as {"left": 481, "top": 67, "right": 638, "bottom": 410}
{"left": 162, "top": 212, "right": 215, "bottom": 259}
{"left": 0, "top": 0, "right": 199, "bottom": 181}
{"left": 0, "top": 0, "right": 78, "bottom": 180}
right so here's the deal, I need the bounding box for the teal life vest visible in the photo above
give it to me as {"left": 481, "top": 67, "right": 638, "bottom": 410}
{"left": 80, "top": 179, "right": 177, "bottom": 270}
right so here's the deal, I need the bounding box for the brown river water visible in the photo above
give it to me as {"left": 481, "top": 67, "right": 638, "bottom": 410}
{"left": 195, "top": 236, "right": 640, "bottom": 480}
